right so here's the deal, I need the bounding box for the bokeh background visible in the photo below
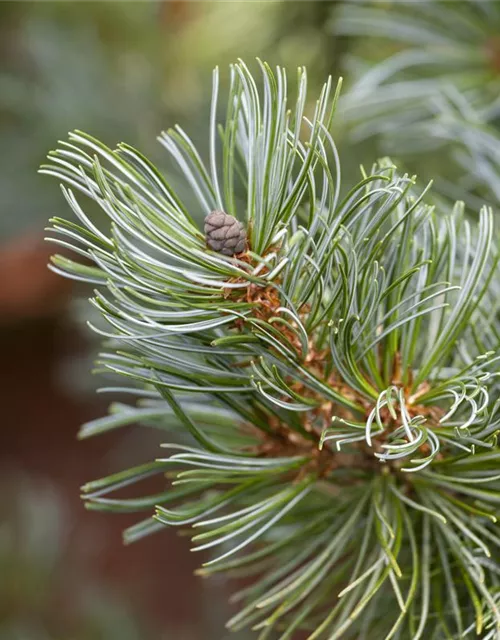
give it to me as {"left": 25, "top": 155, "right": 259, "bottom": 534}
{"left": 2, "top": 1, "right": 500, "bottom": 638}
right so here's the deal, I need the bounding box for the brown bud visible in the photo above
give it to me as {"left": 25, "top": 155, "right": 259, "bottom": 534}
{"left": 204, "top": 210, "right": 246, "bottom": 256}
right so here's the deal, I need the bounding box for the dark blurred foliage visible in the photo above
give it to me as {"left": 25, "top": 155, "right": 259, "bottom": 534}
{"left": 0, "top": 474, "right": 147, "bottom": 640}
{"left": 333, "top": 0, "right": 500, "bottom": 208}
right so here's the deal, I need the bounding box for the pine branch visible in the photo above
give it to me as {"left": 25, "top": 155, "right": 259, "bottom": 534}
{"left": 42, "top": 60, "right": 500, "bottom": 639}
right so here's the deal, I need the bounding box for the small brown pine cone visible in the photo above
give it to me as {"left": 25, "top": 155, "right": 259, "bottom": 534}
{"left": 204, "top": 210, "right": 247, "bottom": 256}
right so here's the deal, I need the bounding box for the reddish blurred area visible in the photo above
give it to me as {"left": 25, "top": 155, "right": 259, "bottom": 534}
{"left": 0, "top": 233, "right": 70, "bottom": 322}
